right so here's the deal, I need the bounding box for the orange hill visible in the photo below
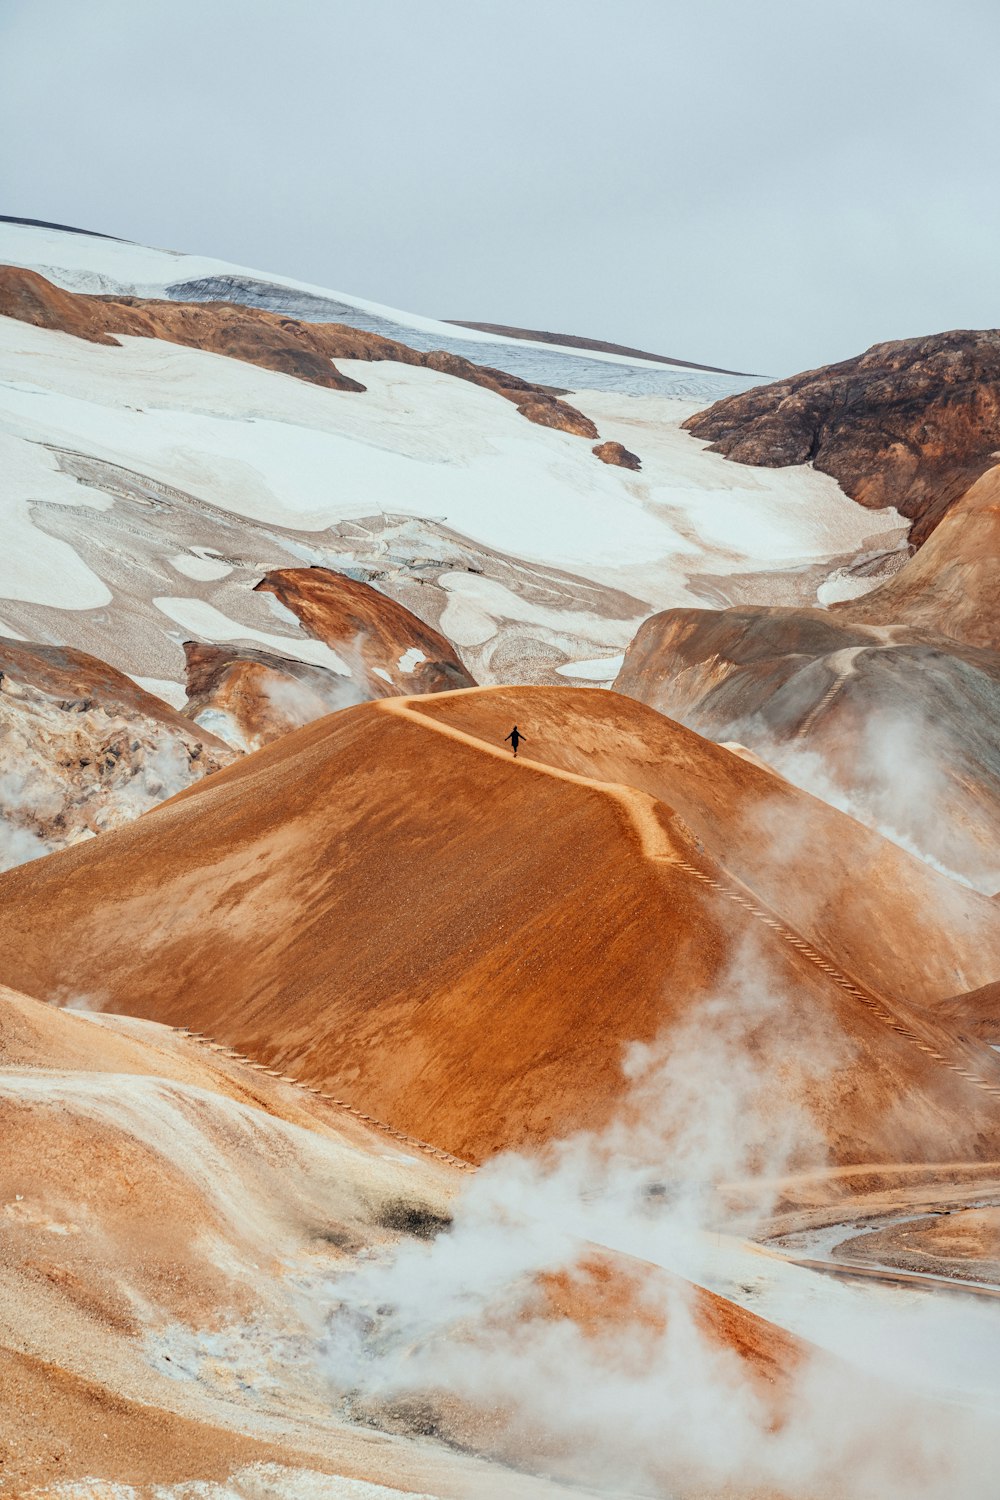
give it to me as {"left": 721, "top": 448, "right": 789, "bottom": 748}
{"left": 0, "top": 687, "right": 998, "bottom": 1166}
{"left": 183, "top": 565, "right": 476, "bottom": 749}
{"left": 840, "top": 463, "right": 1000, "bottom": 649}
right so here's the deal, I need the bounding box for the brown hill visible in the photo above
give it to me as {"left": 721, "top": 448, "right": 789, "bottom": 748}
{"left": 683, "top": 329, "right": 1000, "bottom": 544}
{"left": 0, "top": 687, "right": 998, "bottom": 1169}
{"left": 256, "top": 565, "right": 476, "bottom": 694}
{"left": 0, "top": 636, "right": 233, "bottom": 869}
{"left": 182, "top": 641, "right": 365, "bottom": 751}
{"left": 0, "top": 264, "right": 601, "bottom": 442}
{"left": 840, "top": 463, "right": 1000, "bottom": 647}
{"left": 183, "top": 566, "right": 475, "bottom": 749}
{"left": 935, "top": 979, "right": 1000, "bottom": 1044}
{"left": 614, "top": 469, "right": 1000, "bottom": 888}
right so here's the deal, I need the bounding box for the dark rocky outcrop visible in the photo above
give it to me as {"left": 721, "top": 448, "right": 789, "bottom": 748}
{"left": 683, "top": 330, "right": 1000, "bottom": 544}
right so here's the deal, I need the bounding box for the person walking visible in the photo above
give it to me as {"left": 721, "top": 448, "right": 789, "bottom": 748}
{"left": 504, "top": 725, "right": 525, "bottom": 757}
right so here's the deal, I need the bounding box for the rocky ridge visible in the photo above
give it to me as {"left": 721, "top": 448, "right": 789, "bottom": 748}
{"left": 0, "top": 264, "right": 603, "bottom": 444}
{"left": 684, "top": 328, "right": 1000, "bottom": 544}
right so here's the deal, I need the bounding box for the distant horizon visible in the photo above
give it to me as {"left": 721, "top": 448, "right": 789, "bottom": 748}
{"left": 1, "top": 206, "right": 993, "bottom": 384}
{"left": 2, "top": 0, "right": 997, "bottom": 375}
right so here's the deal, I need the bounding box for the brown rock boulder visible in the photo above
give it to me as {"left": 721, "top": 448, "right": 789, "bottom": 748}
{"left": 592, "top": 439, "right": 641, "bottom": 470}
{"left": 683, "top": 329, "right": 1000, "bottom": 544}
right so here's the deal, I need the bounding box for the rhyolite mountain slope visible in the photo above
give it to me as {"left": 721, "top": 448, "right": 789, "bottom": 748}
{"left": 840, "top": 462, "right": 1000, "bottom": 647}
{"left": 2, "top": 976, "right": 824, "bottom": 1499}
{"left": 183, "top": 565, "right": 475, "bottom": 749}
{"left": 683, "top": 328, "right": 1000, "bottom": 547}
{"left": 615, "top": 466, "right": 1000, "bottom": 891}
{"left": 1, "top": 686, "right": 998, "bottom": 1167}
{"left": 5, "top": 216, "right": 1000, "bottom": 1500}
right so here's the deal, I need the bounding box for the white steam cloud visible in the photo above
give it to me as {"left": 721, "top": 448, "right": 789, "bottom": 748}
{"left": 754, "top": 703, "right": 1000, "bottom": 896}
{"left": 0, "top": 767, "right": 58, "bottom": 872}
{"left": 313, "top": 951, "right": 1000, "bottom": 1497}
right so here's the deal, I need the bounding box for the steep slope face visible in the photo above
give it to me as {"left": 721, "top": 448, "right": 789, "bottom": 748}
{"left": 0, "top": 687, "right": 997, "bottom": 1168}
{"left": 0, "top": 637, "right": 233, "bottom": 870}
{"left": 683, "top": 329, "right": 1000, "bottom": 544}
{"left": 0, "top": 265, "right": 601, "bottom": 441}
{"left": 256, "top": 566, "right": 476, "bottom": 694}
{"left": 935, "top": 979, "right": 1000, "bottom": 1043}
{"left": 614, "top": 471, "right": 1000, "bottom": 889}
{"left": 182, "top": 641, "right": 367, "bottom": 751}
{"left": 841, "top": 462, "right": 1000, "bottom": 647}
{"left": 182, "top": 566, "right": 475, "bottom": 749}
{"left": 615, "top": 607, "right": 1000, "bottom": 888}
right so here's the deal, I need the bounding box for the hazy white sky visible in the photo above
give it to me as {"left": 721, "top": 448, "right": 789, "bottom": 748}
{"left": 1, "top": 0, "right": 997, "bottom": 373}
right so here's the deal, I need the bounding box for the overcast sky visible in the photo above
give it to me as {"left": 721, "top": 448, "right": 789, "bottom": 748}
{"left": 1, "top": 0, "right": 997, "bottom": 373}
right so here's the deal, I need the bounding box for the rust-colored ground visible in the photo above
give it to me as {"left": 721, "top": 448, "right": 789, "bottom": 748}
{"left": 0, "top": 687, "right": 997, "bottom": 1170}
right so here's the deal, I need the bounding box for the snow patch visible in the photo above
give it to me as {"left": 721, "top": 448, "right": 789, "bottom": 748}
{"left": 152, "top": 598, "right": 352, "bottom": 675}
{"left": 169, "top": 549, "right": 233, "bottom": 581}
{"left": 555, "top": 654, "right": 625, "bottom": 681}
{"left": 131, "top": 676, "right": 189, "bottom": 710}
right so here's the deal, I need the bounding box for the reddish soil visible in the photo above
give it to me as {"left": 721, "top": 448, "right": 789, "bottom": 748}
{"left": 0, "top": 687, "right": 997, "bottom": 1168}
{"left": 840, "top": 464, "right": 1000, "bottom": 648}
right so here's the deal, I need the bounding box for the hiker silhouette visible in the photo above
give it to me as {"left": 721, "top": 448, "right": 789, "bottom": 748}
{"left": 504, "top": 725, "right": 525, "bottom": 757}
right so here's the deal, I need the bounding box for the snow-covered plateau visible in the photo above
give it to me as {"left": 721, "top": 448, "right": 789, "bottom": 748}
{"left": 0, "top": 221, "right": 909, "bottom": 697}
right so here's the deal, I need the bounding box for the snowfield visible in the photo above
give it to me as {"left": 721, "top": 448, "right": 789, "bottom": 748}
{"left": 0, "top": 222, "right": 909, "bottom": 697}
{"left": 0, "top": 218, "right": 760, "bottom": 398}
